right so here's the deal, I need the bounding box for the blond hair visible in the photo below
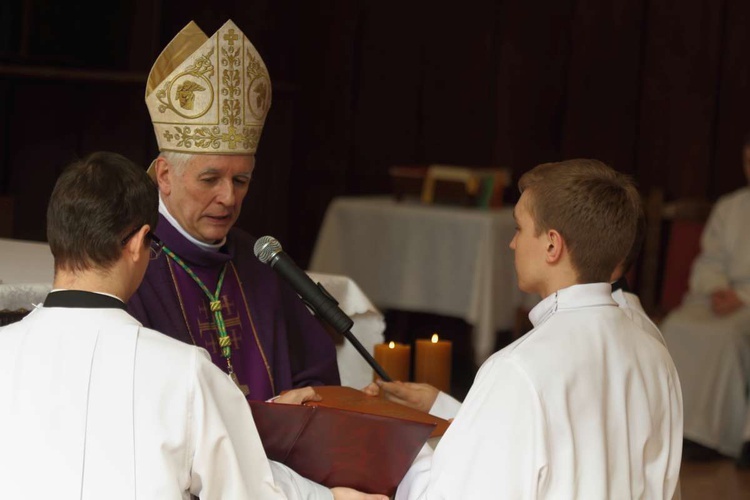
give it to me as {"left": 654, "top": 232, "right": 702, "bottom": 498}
{"left": 518, "top": 159, "right": 641, "bottom": 283}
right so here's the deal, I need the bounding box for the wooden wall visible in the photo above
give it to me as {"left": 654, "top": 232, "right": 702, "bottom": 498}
{"left": 1, "top": 0, "right": 749, "bottom": 266}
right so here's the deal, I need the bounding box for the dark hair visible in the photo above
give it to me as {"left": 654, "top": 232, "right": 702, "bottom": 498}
{"left": 518, "top": 159, "right": 642, "bottom": 283}
{"left": 47, "top": 151, "right": 158, "bottom": 272}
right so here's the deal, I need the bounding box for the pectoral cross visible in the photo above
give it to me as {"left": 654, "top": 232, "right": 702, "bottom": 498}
{"left": 230, "top": 372, "right": 250, "bottom": 396}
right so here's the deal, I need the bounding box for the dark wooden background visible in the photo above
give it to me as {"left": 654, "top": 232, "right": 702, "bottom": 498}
{"left": 1, "top": 0, "right": 749, "bottom": 266}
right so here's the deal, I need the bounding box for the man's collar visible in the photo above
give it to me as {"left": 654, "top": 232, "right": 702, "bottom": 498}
{"left": 158, "top": 195, "right": 226, "bottom": 252}
{"left": 44, "top": 290, "right": 127, "bottom": 310}
{"left": 611, "top": 276, "right": 631, "bottom": 293}
{"left": 528, "top": 282, "right": 617, "bottom": 328}
{"left": 154, "top": 212, "right": 233, "bottom": 268}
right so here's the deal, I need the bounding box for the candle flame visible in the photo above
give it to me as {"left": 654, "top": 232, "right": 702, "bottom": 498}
{"left": 388, "top": 341, "right": 396, "bottom": 348}
{"left": 431, "top": 333, "right": 439, "bottom": 343}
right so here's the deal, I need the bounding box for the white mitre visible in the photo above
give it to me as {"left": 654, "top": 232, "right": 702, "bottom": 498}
{"left": 145, "top": 20, "right": 272, "bottom": 156}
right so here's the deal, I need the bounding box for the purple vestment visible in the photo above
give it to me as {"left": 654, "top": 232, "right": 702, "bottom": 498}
{"left": 128, "top": 214, "right": 340, "bottom": 400}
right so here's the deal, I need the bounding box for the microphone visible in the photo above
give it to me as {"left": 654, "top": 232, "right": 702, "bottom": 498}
{"left": 254, "top": 236, "right": 392, "bottom": 382}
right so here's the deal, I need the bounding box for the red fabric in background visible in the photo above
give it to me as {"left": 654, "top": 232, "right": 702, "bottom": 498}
{"left": 660, "top": 221, "right": 706, "bottom": 313}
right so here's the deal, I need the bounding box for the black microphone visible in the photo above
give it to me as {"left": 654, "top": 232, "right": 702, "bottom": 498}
{"left": 253, "top": 235, "right": 392, "bottom": 381}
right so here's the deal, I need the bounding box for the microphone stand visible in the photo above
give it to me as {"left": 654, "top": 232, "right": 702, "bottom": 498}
{"left": 253, "top": 236, "right": 392, "bottom": 382}
{"left": 340, "top": 329, "right": 392, "bottom": 382}
{"left": 310, "top": 282, "right": 392, "bottom": 382}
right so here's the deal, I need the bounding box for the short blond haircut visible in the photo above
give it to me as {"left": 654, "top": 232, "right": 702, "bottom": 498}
{"left": 518, "top": 159, "right": 641, "bottom": 283}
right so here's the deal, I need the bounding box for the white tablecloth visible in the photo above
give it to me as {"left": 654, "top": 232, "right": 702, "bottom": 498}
{"left": 310, "top": 196, "right": 536, "bottom": 364}
{"left": 0, "top": 238, "right": 54, "bottom": 310}
{"left": 0, "top": 239, "right": 382, "bottom": 386}
{"left": 308, "top": 272, "right": 385, "bottom": 389}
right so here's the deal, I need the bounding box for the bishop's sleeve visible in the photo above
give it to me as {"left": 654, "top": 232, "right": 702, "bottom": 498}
{"left": 126, "top": 291, "right": 152, "bottom": 328}
{"left": 189, "top": 349, "right": 331, "bottom": 499}
{"left": 688, "top": 199, "right": 731, "bottom": 296}
{"left": 278, "top": 280, "right": 341, "bottom": 389}
{"left": 396, "top": 356, "right": 547, "bottom": 499}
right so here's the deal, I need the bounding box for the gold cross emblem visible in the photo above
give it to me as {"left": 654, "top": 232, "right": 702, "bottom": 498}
{"left": 221, "top": 126, "right": 243, "bottom": 149}
{"left": 223, "top": 29, "right": 239, "bottom": 46}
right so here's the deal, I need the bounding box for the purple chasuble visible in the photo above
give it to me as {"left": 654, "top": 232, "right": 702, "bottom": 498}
{"left": 167, "top": 256, "right": 274, "bottom": 400}
{"left": 128, "top": 214, "right": 340, "bottom": 401}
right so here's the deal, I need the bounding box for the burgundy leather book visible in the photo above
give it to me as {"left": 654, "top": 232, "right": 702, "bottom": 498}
{"left": 249, "top": 386, "right": 449, "bottom": 496}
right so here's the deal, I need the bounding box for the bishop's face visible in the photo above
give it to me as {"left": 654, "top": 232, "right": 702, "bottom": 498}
{"left": 160, "top": 154, "right": 254, "bottom": 243}
{"left": 509, "top": 190, "right": 549, "bottom": 296}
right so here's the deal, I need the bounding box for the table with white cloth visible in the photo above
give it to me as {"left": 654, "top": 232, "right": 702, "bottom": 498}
{"left": 0, "top": 238, "right": 54, "bottom": 315}
{"left": 307, "top": 272, "right": 385, "bottom": 388}
{"left": 0, "top": 238, "right": 383, "bottom": 386}
{"left": 309, "top": 196, "right": 535, "bottom": 365}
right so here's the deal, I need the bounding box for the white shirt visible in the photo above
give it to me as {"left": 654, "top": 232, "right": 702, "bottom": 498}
{"left": 399, "top": 283, "right": 683, "bottom": 499}
{"left": 430, "top": 288, "right": 668, "bottom": 416}
{"left": 0, "top": 304, "right": 331, "bottom": 500}
{"left": 686, "top": 186, "right": 750, "bottom": 304}
{"left": 611, "top": 287, "right": 666, "bottom": 346}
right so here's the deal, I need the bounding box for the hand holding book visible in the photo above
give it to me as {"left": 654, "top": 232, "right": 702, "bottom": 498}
{"left": 249, "top": 386, "right": 450, "bottom": 496}
{"left": 361, "top": 380, "right": 440, "bottom": 414}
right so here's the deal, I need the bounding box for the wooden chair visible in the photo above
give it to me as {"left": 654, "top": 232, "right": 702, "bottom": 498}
{"left": 389, "top": 165, "right": 510, "bottom": 207}
{"left": 638, "top": 188, "right": 713, "bottom": 321}
{"left": 389, "top": 165, "right": 428, "bottom": 202}
{"left": 421, "top": 165, "right": 510, "bottom": 208}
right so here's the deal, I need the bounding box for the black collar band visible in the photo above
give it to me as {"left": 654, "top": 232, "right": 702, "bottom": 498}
{"left": 44, "top": 290, "right": 127, "bottom": 311}
{"left": 611, "top": 276, "right": 631, "bottom": 293}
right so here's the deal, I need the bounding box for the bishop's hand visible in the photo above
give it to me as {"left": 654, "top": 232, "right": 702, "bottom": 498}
{"left": 273, "top": 387, "right": 322, "bottom": 405}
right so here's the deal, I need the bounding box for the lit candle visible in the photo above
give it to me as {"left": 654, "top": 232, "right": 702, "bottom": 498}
{"left": 373, "top": 341, "right": 411, "bottom": 382}
{"left": 415, "top": 333, "right": 452, "bottom": 393}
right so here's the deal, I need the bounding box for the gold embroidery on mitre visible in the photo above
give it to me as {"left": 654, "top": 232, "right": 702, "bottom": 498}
{"left": 224, "top": 28, "right": 239, "bottom": 45}
{"left": 176, "top": 80, "right": 206, "bottom": 110}
{"left": 155, "top": 48, "right": 215, "bottom": 119}
{"left": 145, "top": 20, "right": 271, "bottom": 155}
{"left": 246, "top": 49, "right": 271, "bottom": 120}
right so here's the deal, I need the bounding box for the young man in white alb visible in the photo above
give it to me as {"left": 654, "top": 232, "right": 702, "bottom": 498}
{"left": 369, "top": 159, "right": 683, "bottom": 499}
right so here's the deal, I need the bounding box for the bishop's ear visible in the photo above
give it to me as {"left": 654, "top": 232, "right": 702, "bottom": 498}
{"left": 154, "top": 157, "right": 172, "bottom": 195}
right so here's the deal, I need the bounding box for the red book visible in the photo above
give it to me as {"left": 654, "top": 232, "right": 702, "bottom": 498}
{"left": 249, "top": 386, "right": 450, "bottom": 496}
